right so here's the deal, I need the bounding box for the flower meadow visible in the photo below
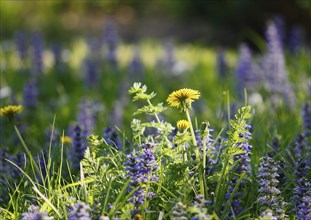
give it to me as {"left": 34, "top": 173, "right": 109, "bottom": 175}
{"left": 0, "top": 18, "right": 311, "bottom": 220}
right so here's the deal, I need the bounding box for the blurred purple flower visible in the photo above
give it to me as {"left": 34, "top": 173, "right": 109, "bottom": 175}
{"left": 102, "top": 19, "right": 119, "bottom": 69}
{"left": 10, "top": 152, "right": 25, "bottom": 179}
{"left": 23, "top": 79, "right": 39, "bottom": 108}
{"left": 84, "top": 58, "right": 99, "bottom": 88}
{"left": 70, "top": 124, "right": 87, "bottom": 169}
{"left": 271, "top": 16, "right": 285, "bottom": 50}
{"left": 157, "top": 41, "right": 175, "bottom": 75}
{"left": 31, "top": 32, "right": 44, "bottom": 77}
{"left": 103, "top": 127, "right": 122, "bottom": 151}
{"left": 293, "top": 133, "right": 307, "bottom": 158}
{"left": 216, "top": 47, "right": 228, "bottom": 78}
{"left": 262, "top": 20, "right": 296, "bottom": 109}
{"left": 77, "top": 97, "right": 96, "bottom": 137}
{"left": 45, "top": 127, "right": 60, "bottom": 148}
{"left": 235, "top": 44, "right": 258, "bottom": 99}
{"left": 51, "top": 43, "right": 67, "bottom": 73}
{"left": 288, "top": 26, "right": 303, "bottom": 55}
{"left": 128, "top": 48, "right": 144, "bottom": 80}
{"left": 302, "top": 103, "right": 311, "bottom": 137}
{"left": 14, "top": 31, "right": 28, "bottom": 61}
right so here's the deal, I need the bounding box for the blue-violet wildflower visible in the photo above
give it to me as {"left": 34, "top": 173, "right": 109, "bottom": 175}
{"left": 21, "top": 205, "right": 53, "bottom": 220}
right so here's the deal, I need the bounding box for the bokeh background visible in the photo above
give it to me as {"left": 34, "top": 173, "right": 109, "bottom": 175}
{"left": 1, "top": 0, "right": 311, "bottom": 47}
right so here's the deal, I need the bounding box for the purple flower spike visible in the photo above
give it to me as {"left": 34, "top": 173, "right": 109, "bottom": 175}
{"left": 77, "top": 97, "right": 96, "bottom": 137}
{"left": 15, "top": 31, "right": 28, "bottom": 61}
{"left": 21, "top": 205, "right": 53, "bottom": 220}
{"left": 71, "top": 124, "right": 87, "bottom": 169}
{"left": 262, "top": 20, "right": 296, "bottom": 109}
{"left": 23, "top": 79, "right": 39, "bottom": 108}
{"left": 235, "top": 44, "right": 257, "bottom": 99}
{"left": 124, "top": 143, "right": 158, "bottom": 208}
{"left": 257, "top": 155, "right": 287, "bottom": 219}
{"left": 68, "top": 202, "right": 91, "bottom": 220}
{"left": 31, "top": 32, "right": 44, "bottom": 77}
{"left": 102, "top": 19, "right": 119, "bottom": 68}
{"left": 216, "top": 48, "right": 228, "bottom": 78}
{"left": 302, "top": 103, "right": 311, "bottom": 137}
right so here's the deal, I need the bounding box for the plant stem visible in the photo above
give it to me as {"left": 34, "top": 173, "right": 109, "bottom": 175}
{"left": 185, "top": 110, "right": 197, "bottom": 148}
{"left": 215, "top": 157, "right": 229, "bottom": 208}
{"left": 14, "top": 125, "right": 41, "bottom": 176}
{"left": 183, "top": 144, "right": 188, "bottom": 162}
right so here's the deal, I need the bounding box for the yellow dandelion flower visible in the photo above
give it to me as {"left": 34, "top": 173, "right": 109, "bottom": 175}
{"left": 60, "top": 136, "right": 72, "bottom": 144}
{"left": 166, "top": 88, "right": 200, "bottom": 111}
{"left": 177, "top": 119, "right": 190, "bottom": 131}
{"left": 0, "top": 105, "right": 23, "bottom": 121}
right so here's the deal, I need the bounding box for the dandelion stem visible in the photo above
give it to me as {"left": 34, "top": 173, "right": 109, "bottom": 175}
{"left": 185, "top": 109, "right": 197, "bottom": 147}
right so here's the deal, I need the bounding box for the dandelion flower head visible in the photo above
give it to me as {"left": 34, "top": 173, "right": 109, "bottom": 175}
{"left": 177, "top": 120, "right": 190, "bottom": 131}
{"left": 167, "top": 88, "right": 200, "bottom": 111}
{"left": 0, "top": 105, "right": 23, "bottom": 121}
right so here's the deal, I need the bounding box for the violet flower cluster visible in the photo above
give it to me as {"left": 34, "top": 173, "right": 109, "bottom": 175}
{"left": 84, "top": 58, "right": 99, "bottom": 88}
{"left": 44, "top": 127, "right": 60, "bottom": 148}
{"left": 102, "top": 20, "right": 119, "bottom": 69}
{"left": 257, "top": 155, "right": 286, "bottom": 219}
{"left": 68, "top": 202, "right": 91, "bottom": 220}
{"left": 128, "top": 48, "right": 144, "bottom": 81}
{"left": 262, "top": 19, "right": 296, "bottom": 109}
{"left": 21, "top": 205, "right": 53, "bottom": 220}
{"left": 77, "top": 97, "right": 96, "bottom": 137}
{"left": 23, "top": 79, "right": 39, "bottom": 108}
{"left": 292, "top": 159, "right": 311, "bottom": 219}
{"left": 293, "top": 132, "right": 307, "bottom": 159}
{"left": 288, "top": 26, "right": 303, "bottom": 55}
{"left": 235, "top": 44, "right": 257, "bottom": 99}
{"left": 172, "top": 202, "right": 188, "bottom": 220}
{"left": 103, "top": 127, "right": 122, "bottom": 151}
{"left": 190, "top": 195, "right": 210, "bottom": 220}
{"left": 124, "top": 142, "right": 158, "bottom": 207}
{"left": 216, "top": 48, "right": 228, "bottom": 78}
{"left": 71, "top": 124, "right": 87, "bottom": 169}
{"left": 15, "top": 31, "right": 28, "bottom": 62}
{"left": 10, "top": 152, "right": 25, "bottom": 180}
{"left": 31, "top": 32, "right": 43, "bottom": 77}
{"left": 157, "top": 41, "right": 175, "bottom": 75}
{"left": 302, "top": 103, "right": 311, "bottom": 137}
{"left": 297, "top": 196, "right": 311, "bottom": 220}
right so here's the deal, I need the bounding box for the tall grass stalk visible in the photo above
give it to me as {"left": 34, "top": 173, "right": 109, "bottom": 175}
{"left": 13, "top": 125, "right": 40, "bottom": 176}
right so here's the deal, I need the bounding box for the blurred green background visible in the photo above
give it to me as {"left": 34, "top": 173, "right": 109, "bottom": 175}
{"left": 1, "top": 0, "right": 310, "bottom": 46}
